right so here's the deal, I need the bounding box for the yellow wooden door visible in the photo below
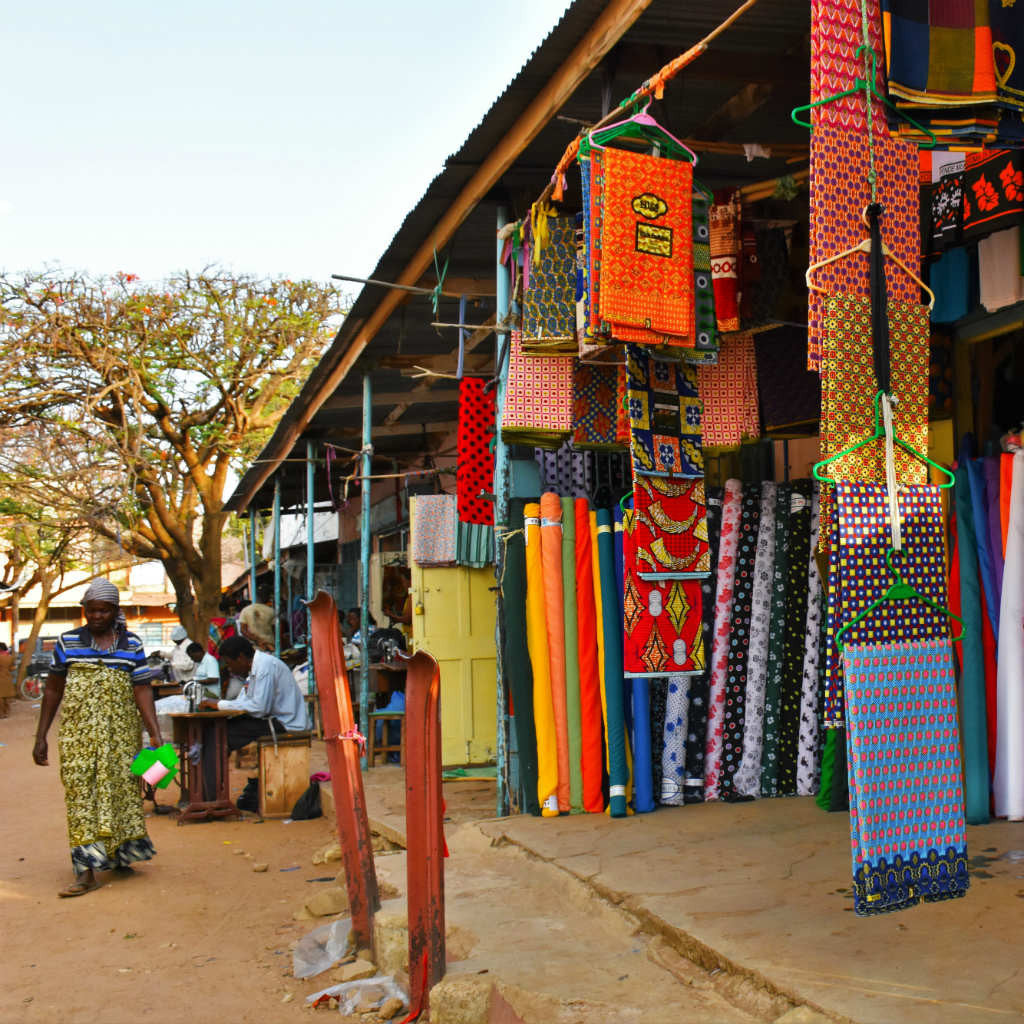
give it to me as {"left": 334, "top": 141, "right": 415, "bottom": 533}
{"left": 409, "top": 500, "right": 497, "bottom": 766}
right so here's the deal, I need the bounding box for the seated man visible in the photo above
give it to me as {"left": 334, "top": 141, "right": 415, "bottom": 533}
{"left": 187, "top": 642, "right": 221, "bottom": 697}
{"left": 200, "top": 636, "right": 308, "bottom": 750}
{"left": 198, "top": 636, "right": 309, "bottom": 802}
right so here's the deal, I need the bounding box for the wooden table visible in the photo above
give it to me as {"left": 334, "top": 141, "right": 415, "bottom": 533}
{"left": 169, "top": 711, "right": 244, "bottom": 824}
{"left": 152, "top": 681, "right": 183, "bottom": 699}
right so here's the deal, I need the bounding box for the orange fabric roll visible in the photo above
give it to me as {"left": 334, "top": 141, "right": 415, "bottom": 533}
{"left": 574, "top": 498, "right": 605, "bottom": 813}
{"left": 539, "top": 492, "right": 571, "bottom": 813}
{"left": 1002, "top": 452, "right": 1014, "bottom": 558}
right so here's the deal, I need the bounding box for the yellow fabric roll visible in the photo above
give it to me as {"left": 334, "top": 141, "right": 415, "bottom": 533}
{"left": 525, "top": 503, "right": 559, "bottom": 816}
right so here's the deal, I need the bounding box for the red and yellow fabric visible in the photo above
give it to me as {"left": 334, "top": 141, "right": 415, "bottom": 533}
{"left": 709, "top": 189, "right": 741, "bottom": 333}
{"left": 524, "top": 504, "right": 559, "bottom": 816}
{"left": 574, "top": 498, "right": 605, "bottom": 813}
{"left": 631, "top": 475, "right": 710, "bottom": 579}
{"left": 819, "top": 294, "right": 930, "bottom": 548}
{"left": 502, "top": 329, "right": 574, "bottom": 446}
{"left": 539, "top": 493, "right": 571, "bottom": 814}
{"left": 697, "top": 331, "right": 760, "bottom": 449}
{"left": 622, "top": 509, "right": 705, "bottom": 678}
{"left": 808, "top": 125, "right": 920, "bottom": 370}
{"left": 456, "top": 377, "right": 496, "bottom": 526}
{"left": 597, "top": 147, "right": 693, "bottom": 342}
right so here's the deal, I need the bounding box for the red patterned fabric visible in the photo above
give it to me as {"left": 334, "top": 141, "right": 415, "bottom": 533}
{"left": 632, "top": 476, "right": 710, "bottom": 578}
{"left": 622, "top": 509, "right": 705, "bottom": 678}
{"left": 807, "top": 126, "right": 920, "bottom": 370}
{"left": 456, "top": 377, "right": 495, "bottom": 526}
{"left": 697, "top": 331, "right": 760, "bottom": 448}
{"left": 598, "top": 147, "right": 694, "bottom": 341}
{"left": 811, "top": 0, "right": 887, "bottom": 132}
{"left": 709, "top": 190, "right": 741, "bottom": 332}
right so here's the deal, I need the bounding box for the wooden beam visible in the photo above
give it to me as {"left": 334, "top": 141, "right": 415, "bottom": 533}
{"left": 696, "top": 81, "right": 775, "bottom": 140}
{"left": 230, "top": 0, "right": 654, "bottom": 512}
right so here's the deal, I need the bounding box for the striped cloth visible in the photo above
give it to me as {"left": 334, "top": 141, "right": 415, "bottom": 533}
{"left": 51, "top": 625, "right": 151, "bottom": 684}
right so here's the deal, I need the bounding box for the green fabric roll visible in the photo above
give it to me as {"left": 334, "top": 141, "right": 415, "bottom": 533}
{"left": 955, "top": 465, "right": 990, "bottom": 824}
{"left": 596, "top": 508, "right": 628, "bottom": 818}
{"left": 760, "top": 482, "right": 792, "bottom": 797}
{"left": 560, "top": 496, "right": 584, "bottom": 813}
{"left": 829, "top": 727, "right": 849, "bottom": 813}
{"left": 503, "top": 499, "right": 540, "bottom": 815}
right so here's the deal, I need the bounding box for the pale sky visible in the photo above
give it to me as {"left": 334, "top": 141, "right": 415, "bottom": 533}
{"left": 1, "top": 1, "right": 564, "bottom": 286}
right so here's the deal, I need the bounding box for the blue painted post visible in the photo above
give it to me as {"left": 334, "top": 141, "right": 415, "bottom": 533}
{"left": 493, "top": 205, "right": 512, "bottom": 816}
{"left": 248, "top": 508, "right": 258, "bottom": 603}
{"left": 359, "top": 373, "right": 373, "bottom": 768}
{"left": 273, "top": 474, "right": 282, "bottom": 657}
{"left": 306, "top": 440, "right": 317, "bottom": 696}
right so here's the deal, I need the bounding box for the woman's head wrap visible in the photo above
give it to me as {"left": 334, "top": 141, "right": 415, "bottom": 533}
{"left": 81, "top": 578, "right": 120, "bottom": 607}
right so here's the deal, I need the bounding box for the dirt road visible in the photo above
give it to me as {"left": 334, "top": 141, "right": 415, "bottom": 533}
{"left": 0, "top": 698, "right": 334, "bottom": 1024}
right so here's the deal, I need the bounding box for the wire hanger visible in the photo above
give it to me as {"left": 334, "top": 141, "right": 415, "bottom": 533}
{"left": 813, "top": 390, "right": 955, "bottom": 489}
{"left": 805, "top": 206, "right": 936, "bottom": 311}
{"left": 790, "top": 46, "right": 937, "bottom": 148}
{"left": 835, "top": 547, "right": 965, "bottom": 653}
{"left": 587, "top": 99, "right": 698, "bottom": 165}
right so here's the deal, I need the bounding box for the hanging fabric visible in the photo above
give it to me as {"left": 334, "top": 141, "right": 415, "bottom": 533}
{"left": 597, "top": 147, "right": 695, "bottom": 342}
{"left": 411, "top": 494, "right": 457, "bottom": 567}
{"left": 697, "top": 331, "right": 760, "bottom": 449}
{"left": 796, "top": 486, "right": 825, "bottom": 796}
{"left": 753, "top": 326, "right": 821, "bottom": 436}
{"left": 626, "top": 345, "right": 703, "bottom": 479}
{"left": 456, "top": 377, "right": 496, "bottom": 526}
{"left": 843, "top": 639, "right": 970, "bottom": 916}
{"left": 631, "top": 475, "right": 711, "bottom": 579}
{"left": 522, "top": 212, "right": 577, "bottom": 354}
{"left": 822, "top": 482, "right": 949, "bottom": 729}
{"left": 709, "top": 189, "right": 741, "bottom": 332}
{"left": 503, "top": 330, "right": 574, "bottom": 447}
{"left": 572, "top": 361, "right": 629, "bottom": 450}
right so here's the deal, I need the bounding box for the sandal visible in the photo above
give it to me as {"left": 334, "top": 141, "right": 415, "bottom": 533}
{"left": 58, "top": 878, "right": 100, "bottom": 898}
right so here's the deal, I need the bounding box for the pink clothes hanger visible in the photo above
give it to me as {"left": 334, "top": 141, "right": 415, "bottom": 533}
{"left": 587, "top": 100, "right": 698, "bottom": 166}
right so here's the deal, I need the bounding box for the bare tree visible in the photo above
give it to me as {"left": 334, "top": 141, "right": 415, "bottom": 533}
{"left": 0, "top": 269, "right": 345, "bottom": 642}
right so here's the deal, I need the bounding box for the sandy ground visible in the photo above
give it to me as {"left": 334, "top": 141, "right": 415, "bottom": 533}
{"left": 0, "top": 697, "right": 340, "bottom": 1024}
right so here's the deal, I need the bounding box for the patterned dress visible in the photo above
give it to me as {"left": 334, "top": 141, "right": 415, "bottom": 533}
{"left": 52, "top": 626, "right": 157, "bottom": 876}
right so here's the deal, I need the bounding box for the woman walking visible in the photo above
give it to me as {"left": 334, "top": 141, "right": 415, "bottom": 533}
{"left": 32, "top": 579, "right": 162, "bottom": 897}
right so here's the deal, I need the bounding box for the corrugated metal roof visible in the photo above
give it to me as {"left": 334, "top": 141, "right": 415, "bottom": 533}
{"left": 228, "top": 0, "right": 812, "bottom": 512}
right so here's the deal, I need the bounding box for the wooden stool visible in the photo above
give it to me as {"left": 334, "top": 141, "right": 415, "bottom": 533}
{"left": 257, "top": 732, "right": 312, "bottom": 817}
{"left": 367, "top": 712, "right": 406, "bottom": 767}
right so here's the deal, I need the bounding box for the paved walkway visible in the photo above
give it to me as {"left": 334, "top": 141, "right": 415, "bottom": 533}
{"left": 358, "top": 769, "right": 1024, "bottom": 1023}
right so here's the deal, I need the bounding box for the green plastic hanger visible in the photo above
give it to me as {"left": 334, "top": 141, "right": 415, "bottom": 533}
{"left": 790, "top": 47, "right": 936, "bottom": 149}
{"left": 835, "top": 547, "right": 965, "bottom": 653}
{"left": 619, "top": 490, "right": 634, "bottom": 515}
{"left": 812, "top": 391, "right": 955, "bottom": 490}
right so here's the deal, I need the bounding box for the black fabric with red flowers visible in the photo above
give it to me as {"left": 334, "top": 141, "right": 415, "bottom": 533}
{"left": 962, "top": 150, "right": 1024, "bottom": 242}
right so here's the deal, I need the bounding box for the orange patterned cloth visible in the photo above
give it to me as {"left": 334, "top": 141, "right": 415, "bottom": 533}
{"left": 818, "top": 294, "right": 930, "bottom": 545}
{"left": 807, "top": 125, "right": 920, "bottom": 371}
{"left": 597, "top": 147, "right": 693, "bottom": 341}
{"left": 697, "top": 332, "right": 760, "bottom": 449}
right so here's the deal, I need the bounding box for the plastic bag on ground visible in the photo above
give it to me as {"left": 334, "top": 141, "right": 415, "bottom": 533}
{"left": 305, "top": 975, "right": 409, "bottom": 1014}
{"left": 293, "top": 918, "right": 353, "bottom": 979}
